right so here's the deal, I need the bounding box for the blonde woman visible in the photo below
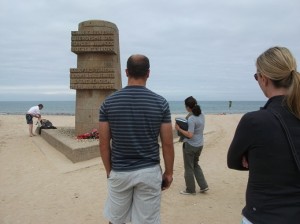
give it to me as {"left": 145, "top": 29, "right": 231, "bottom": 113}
{"left": 227, "top": 47, "right": 300, "bottom": 224}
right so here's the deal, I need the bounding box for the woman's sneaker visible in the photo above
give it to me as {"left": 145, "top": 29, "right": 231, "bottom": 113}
{"left": 180, "top": 190, "right": 196, "bottom": 195}
{"left": 200, "top": 187, "right": 209, "bottom": 193}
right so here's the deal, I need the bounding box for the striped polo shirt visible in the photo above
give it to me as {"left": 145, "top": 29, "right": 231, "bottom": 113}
{"left": 99, "top": 85, "right": 171, "bottom": 171}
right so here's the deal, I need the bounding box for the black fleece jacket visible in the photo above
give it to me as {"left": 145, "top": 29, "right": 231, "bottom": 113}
{"left": 227, "top": 95, "right": 300, "bottom": 224}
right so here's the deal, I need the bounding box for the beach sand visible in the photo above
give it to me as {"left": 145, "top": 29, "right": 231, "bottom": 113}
{"left": 0, "top": 114, "right": 247, "bottom": 224}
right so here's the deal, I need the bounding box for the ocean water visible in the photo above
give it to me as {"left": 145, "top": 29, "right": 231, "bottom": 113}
{"left": 170, "top": 101, "right": 265, "bottom": 114}
{"left": 0, "top": 100, "right": 265, "bottom": 115}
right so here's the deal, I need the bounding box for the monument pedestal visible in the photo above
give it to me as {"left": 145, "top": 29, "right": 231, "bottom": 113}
{"left": 40, "top": 127, "right": 99, "bottom": 163}
{"left": 75, "top": 90, "right": 114, "bottom": 135}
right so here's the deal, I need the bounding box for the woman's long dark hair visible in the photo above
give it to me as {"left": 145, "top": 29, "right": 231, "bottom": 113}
{"left": 185, "top": 96, "right": 201, "bottom": 116}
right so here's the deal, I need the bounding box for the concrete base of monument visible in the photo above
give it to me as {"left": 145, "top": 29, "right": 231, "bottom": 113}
{"left": 37, "top": 127, "right": 180, "bottom": 163}
{"left": 39, "top": 127, "right": 99, "bottom": 163}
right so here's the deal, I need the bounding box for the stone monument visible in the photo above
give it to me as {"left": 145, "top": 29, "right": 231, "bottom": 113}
{"left": 70, "top": 20, "right": 122, "bottom": 135}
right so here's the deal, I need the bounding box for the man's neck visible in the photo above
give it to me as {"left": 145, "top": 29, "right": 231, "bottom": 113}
{"left": 127, "top": 77, "right": 147, "bottom": 86}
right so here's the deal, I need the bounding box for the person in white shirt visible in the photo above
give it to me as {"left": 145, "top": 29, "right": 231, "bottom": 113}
{"left": 26, "top": 104, "right": 43, "bottom": 137}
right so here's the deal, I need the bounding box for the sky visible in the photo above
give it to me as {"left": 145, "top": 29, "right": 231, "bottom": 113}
{"left": 1, "top": 0, "right": 299, "bottom": 102}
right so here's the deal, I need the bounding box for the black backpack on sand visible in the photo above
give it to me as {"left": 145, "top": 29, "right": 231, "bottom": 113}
{"left": 38, "top": 119, "right": 57, "bottom": 134}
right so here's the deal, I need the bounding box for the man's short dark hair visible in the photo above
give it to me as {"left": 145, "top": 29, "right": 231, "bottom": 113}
{"left": 38, "top": 104, "right": 44, "bottom": 109}
{"left": 127, "top": 54, "right": 150, "bottom": 78}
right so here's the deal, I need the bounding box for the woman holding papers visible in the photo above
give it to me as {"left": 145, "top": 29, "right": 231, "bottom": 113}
{"left": 175, "top": 96, "right": 209, "bottom": 195}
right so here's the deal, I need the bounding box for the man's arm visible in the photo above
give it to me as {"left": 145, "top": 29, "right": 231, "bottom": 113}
{"left": 99, "top": 121, "right": 112, "bottom": 177}
{"left": 160, "top": 122, "right": 175, "bottom": 190}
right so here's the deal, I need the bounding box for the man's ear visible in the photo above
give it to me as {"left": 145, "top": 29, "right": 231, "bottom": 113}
{"left": 146, "top": 70, "right": 150, "bottom": 79}
{"left": 125, "top": 69, "right": 129, "bottom": 77}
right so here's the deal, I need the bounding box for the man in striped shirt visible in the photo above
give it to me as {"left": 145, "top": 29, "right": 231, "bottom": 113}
{"left": 99, "top": 54, "right": 174, "bottom": 224}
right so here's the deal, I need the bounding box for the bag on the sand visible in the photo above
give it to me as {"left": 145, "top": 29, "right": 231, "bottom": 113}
{"left": 38, "top": 119, "right": 57, "bottom": 134}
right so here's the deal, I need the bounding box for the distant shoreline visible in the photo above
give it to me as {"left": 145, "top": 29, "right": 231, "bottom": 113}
{"left": 0, "top": 112, "right": 245, "bottom": 116}
{"left": 0, "top": 100, "right": 265, "bottom": 115}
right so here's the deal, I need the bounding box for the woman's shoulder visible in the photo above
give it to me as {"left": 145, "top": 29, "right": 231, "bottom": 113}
{"left": 240, "top": 110, "right": 272, "bottom": 126}
{"left": 188, "top": 114, "right": 204, "bottom": 122}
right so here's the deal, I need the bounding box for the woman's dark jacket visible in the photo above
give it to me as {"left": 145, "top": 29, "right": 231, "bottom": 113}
{"left": 227, "top": 95, "right": 300, "bottom": 224}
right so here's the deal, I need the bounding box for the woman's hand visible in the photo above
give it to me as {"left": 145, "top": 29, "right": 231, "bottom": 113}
{"left": 242, "top": 156, "right": 249, "bottom": 168}
{"left": 175, "top": 123, "right": 193, "bottom": 139}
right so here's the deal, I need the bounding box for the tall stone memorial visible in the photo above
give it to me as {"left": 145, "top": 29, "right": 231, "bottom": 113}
{"left": 70, "top": 20, "right": 122, "bottom": 135}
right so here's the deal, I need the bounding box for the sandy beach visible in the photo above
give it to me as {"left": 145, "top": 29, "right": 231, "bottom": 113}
{"left": 0, "top": 114, "right": 248, "bottom": 224}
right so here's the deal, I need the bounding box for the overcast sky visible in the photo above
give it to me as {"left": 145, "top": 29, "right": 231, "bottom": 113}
{"left": 1, "top": 0, "right": 299, "bottom": 102}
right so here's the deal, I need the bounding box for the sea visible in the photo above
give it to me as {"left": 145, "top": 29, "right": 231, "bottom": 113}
{"left": 0, "top": 101, "right": 266, "bottom": 116}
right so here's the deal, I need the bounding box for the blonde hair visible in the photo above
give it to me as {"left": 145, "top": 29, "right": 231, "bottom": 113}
{"left": 256, "top": 46, "right": 300, "bottom": 119}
